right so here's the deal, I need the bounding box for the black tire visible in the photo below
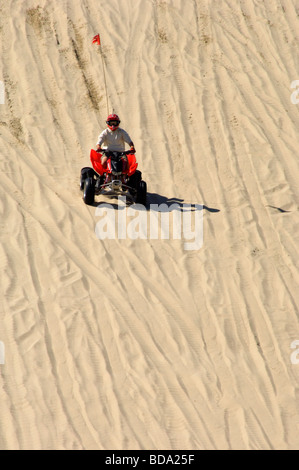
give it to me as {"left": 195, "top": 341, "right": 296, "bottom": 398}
{"left": 136, "top": 180, "right": 147, "bottom": 206}
{"left": 80, "top": 167, "right": 94, "bottom": 191}
{"left": 128, "top": 170, "right": 142, "bottom": 190}
{"left": 83, "top": 177, "right": 95, "bottom": 205}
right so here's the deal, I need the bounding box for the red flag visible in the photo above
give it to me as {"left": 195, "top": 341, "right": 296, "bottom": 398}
{"left": 92, "top": 34, "right": 101, "bottom": 45}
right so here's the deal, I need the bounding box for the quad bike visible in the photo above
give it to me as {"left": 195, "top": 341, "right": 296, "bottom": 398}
{"left": 80, "top": 149, "right": 147, "bottom": 206}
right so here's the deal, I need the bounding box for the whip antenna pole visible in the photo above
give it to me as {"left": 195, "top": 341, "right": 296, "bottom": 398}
{"left": 92, "top": 33, "right": 109, "bottom": 115}
{"left": 100, "top": 45, "right": 109, "bottom": 115}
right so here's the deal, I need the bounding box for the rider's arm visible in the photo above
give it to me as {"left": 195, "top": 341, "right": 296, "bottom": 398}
{"left": 129, "top": 141, "right": 135, "bottom": 153}
{"left": 96, "top": 129, "right": 107, "bottom": 151}
{"left": 121, "top": 129, "right": 135, "bottom": 152}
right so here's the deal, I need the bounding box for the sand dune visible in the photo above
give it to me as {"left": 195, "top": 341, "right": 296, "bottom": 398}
{"left": 1, "top": 0, "right": 299, "bottom": 450}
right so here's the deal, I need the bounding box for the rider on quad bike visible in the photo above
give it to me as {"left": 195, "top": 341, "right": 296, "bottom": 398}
{"left": 96, "top": 114, "right": 135, "bottom": 171}
{"left": 80, "top": 114, "right": 147, "bottom": 206}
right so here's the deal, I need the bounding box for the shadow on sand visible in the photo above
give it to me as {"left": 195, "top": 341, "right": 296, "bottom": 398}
{"left": 92, "top": 192, "right": 221, "bottom": 212}
{"left": 266, "top": 205, "right": 292, "bottom": 213}
{"left": 147, "top": 193, "right": 220, "bottom": 213}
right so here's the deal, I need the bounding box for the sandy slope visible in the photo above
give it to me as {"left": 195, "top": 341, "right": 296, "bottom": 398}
{"left": 0, "top": 0, "right": 299, "bottom": 450}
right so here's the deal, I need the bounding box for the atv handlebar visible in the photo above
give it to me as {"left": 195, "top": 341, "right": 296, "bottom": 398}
{"left": 97, "top": 149, "right": 134, "bottom": 155}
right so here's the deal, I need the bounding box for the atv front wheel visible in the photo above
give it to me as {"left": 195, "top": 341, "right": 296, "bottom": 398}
{"left": 83, "top": 177, "right": 95, "bottom": 205}
{"left": 80, "top": 167, "right": 95, "bottom": 191}
{"left": 128, "top": 170, "right": 142, "bottom": 190}
{"left": 136, "top": 180, "right": 147, "bottom": 206}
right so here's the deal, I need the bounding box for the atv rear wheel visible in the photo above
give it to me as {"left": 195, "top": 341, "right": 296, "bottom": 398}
{"left": 83, "top": 177, "right": 95, "bottom": 205}
{"left": 136, "top": 180, "right": 147, "bottom": 206}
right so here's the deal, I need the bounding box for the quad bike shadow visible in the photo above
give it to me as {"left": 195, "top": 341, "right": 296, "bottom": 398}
{"left": 146, "top": 193, "right": 220, "bottom": 213}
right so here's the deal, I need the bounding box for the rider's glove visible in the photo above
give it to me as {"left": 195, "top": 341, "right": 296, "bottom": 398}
{"left": 130, "top": 146, "right": 135, "bottom": 153}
